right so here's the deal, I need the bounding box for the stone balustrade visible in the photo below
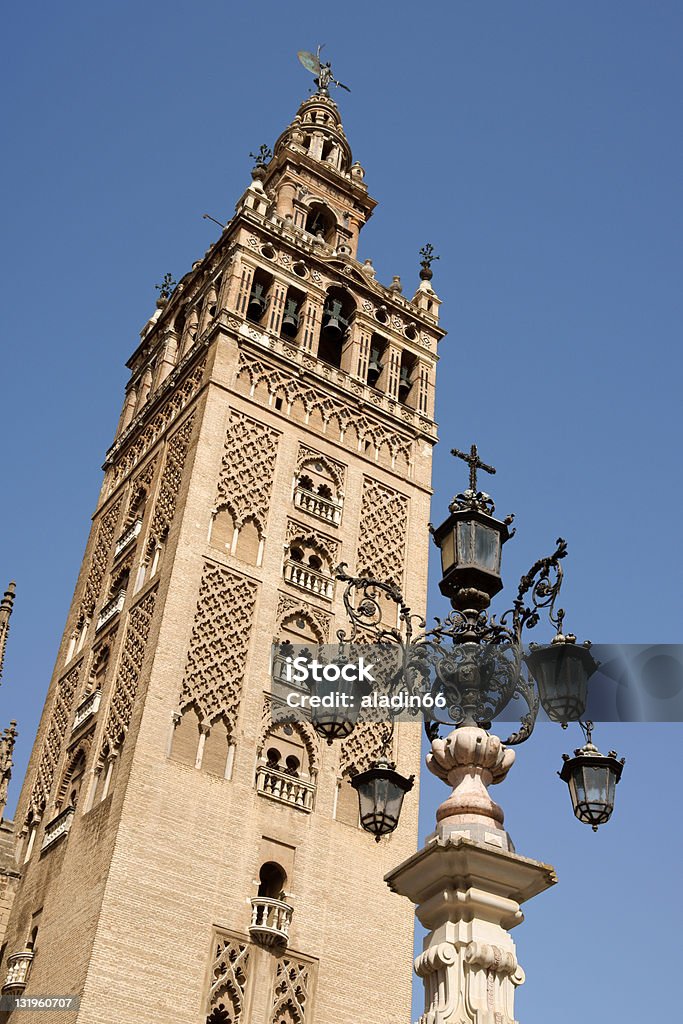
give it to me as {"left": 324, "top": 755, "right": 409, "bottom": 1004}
{"left": 256, "top": 765, "right": 315, "bottom": 812}
{"left": 284, "top": 561, "right": 333, "bottom": 599}
{"left": 96, "top": 590, "right": 126, "bottom": 632}
{"left": 114, "top": 517, "right": 142, "bottom": 558}
{"left": 41, "top": 806, "right": 75, "bottom": 852}
{"left": 71, "top": 690, "right": 101, "bottom": 733}
{"left": 2, "top": 948, "right": 34, "bottom": 995}
{"left": 249, "top": 897, "right": 293, "bottom": 947}
{"left": 294, "top": 487, "right": 342, "bottom": 525}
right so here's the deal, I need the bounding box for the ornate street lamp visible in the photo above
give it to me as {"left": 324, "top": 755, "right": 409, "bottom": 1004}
{"left": 559, "top": 721, "right": 625, "bottom": 830}
{"left": 350, "top": 760, "right": 415, "bottom": 841}
{"left": 317, "top": 443, "right": 625, "bottom": 836}
{"left": 525, "top": 612, "right": 598, "bottom": 724}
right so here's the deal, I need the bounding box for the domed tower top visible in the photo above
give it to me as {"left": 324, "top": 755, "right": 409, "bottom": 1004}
{"left": 256, "top": 49, "right": 374, "bottom": 259}
{"left": 273, "top": 92, "right": 356, "bottom": 177}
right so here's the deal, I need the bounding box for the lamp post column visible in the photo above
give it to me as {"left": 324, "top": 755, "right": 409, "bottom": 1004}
{"left": 385, "top": 726, "right": 557, "bottom": 1024}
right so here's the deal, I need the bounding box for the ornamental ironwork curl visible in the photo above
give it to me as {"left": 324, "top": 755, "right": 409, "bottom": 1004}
{"left": 334, "top": 536, "right": 567, "bottom": 746}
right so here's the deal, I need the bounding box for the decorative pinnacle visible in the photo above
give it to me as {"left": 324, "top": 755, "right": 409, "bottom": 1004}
{"left": 419, "top": 243, "right": 439, "bottom": 281}
{"left": 154, "top": 273, "right": 176, "bottom": 302}
{"left": 451, "top": 443, "right": 496, "bottom": 494}
{"left": 249, "top": 144, "right": 273, "bottom": 169}
{"left": 0, "top": 581, "right": 16, "bottom": 686}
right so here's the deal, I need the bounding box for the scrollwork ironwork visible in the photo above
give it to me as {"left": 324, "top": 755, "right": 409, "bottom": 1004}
{"left": 333, "top": 534, "right": 569, "bottom": 745}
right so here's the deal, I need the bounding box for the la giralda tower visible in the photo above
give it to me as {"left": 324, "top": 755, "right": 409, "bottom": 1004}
{"left": 1, "top": 57, "right": 444, "bottom": 1024}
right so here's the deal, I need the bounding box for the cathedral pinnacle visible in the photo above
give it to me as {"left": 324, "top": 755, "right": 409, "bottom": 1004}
{"left": 0, "top": 581, "right": 16, "bottom": 686}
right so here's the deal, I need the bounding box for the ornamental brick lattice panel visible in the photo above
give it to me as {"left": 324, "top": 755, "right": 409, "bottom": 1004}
{"left": 207, "top": 935, "right": 250, "bottom": 1022}
{"left": 339, "top": 720, "right": 394, "bottom": 779}
{"left": 179, "top": 563, "right": 257, "bottom": 730}
{"left": 81, "top": 500, "right": 122, "bottom": 619}
{"left": 148, "top": 411, "right": 196, "bottom": 547}
{"left": 214, "top": 410, "right": 279, "bottom": 532}
{"left": 30, "top": 664, "right": 81, "bottom": 813}
{"left": 102, "top": 588, "right": 158, "bottom": 748}
{"left": 109, "top": 358, "right": 206, "bottom": 487}
{"left": 270, "top": 956, "right": 315, "bottom": 1024}
{"left": 356, "top": 477, "right": 408, "bottom": 588}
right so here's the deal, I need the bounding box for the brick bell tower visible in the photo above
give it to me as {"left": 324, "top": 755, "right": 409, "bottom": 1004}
{"left": 1, "top": 63, "right": 445, "bottom": 1024}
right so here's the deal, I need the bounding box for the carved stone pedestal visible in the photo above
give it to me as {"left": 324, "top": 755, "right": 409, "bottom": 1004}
{"left": 385, "top": 727, "right": 557, "bottom": 1024}
{"left": 386, "top": 836, "right": 556, "bottom": 1024}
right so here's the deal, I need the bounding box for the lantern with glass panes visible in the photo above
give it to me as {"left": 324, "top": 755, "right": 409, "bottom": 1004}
{"left": 559, "top": 721, "right": 625, "bottom": 831}
{"left": 310, "top": 443, "right": 625, "bottom": 840}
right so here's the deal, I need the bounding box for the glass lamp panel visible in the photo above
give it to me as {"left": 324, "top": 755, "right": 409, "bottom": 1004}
{"left": 356, "top": 779, "right": 377, "bottom": 822}
{"left": 568, "top": 771, "right": 580, "bottom": 811}
{"left": 473, "top": 523, "right": 500, "bottom": 571}
{"left": 457, "top": 521, "right": 474, "bottom": 564}
{"left": 440, "top": 529, "right": 455, "bottom": 574}
{"left": 384, "top": 785, "right": 406, "bottom": 823}
{"left": 582, "top": 764, "right": 607, "bottom": 805}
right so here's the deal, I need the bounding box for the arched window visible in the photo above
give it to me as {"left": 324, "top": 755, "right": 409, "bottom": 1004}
{"left": 127, "top": 486, "right": 146, "bottom": 526}
{"left": 246, "top": 269, "right": 272, "bottom": 324}
{"left": 368, "top": 335, "right": 387, "bottom": 388}
{"left": 256, "top": 721, "right": 317, "bottom": 811}
{"left": 234, "top": 518, "right": 260, "bottom": 565}
{"left": 56, "top": 746, "right": 88, "bottom": 812}
{"left": 284, "top": 537, "right": 334, "bottom": 599}
{"left": 209, "top": 507, "right": 236, "bottom": 554}
{"left": 305, "top": 202, "right": 337, "bottom": 244}
{"left": 281, "top": 285, "right": 305, "bottom": 341}
{"left": 88, "top": 645, "right": 109, "bottom": 695}
{"left": 398, "top": 350, "right": 416, "bottom": 404}
{"left": 89, "top": 742, "right": 121, "bottom": 806}
{"left": 257, "top": 862, "right": 287, "bottom": 900}
{"left": 294, "top": 459, "right": 342, "bottom": 525}
{"left": 318, "top": 287, "right": 355, "bottom": 368}
{"left": 170, "top": 705, "right": 202, "bottom": 767}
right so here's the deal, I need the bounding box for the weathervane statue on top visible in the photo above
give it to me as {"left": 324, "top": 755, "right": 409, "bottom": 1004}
{"left": 297, "top": 45, "right": 351, "bottom": 96}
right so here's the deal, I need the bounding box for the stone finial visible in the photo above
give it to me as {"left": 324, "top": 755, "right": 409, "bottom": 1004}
{"left": 389, "top": 275, "right": 403, "bottom": 294}
{"left": 427, "top": 725, "right": 515, "bottom": 830}
{"left": 155, "top": 273, "right": 176, "bottom": 308}
{"left": 419, "top": 243, "right": 439, "bottom": 280}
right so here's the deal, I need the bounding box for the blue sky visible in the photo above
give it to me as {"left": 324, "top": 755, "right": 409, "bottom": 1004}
{"left": 1, "top": 3, "right": 681, "bottom": 1021}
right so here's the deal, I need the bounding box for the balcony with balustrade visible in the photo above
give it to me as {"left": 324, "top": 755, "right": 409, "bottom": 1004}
{"left": 96, "top": 590, "right": 126, "bottom": 632}
{"left": 41, "top": 806, "right": 75, "bottom": 852}
{"left": 284, "top": 560, "right": 334, "bottom": 600}
{"left": 71, "top": 689, "right": 101, "bottom": 733}
{"left": 256, "top": 764, "right": 315, "bottom": 812}
{"left": 249, "top": 897, "right": 293, "bottom": 948}
{"left": 294, "top": 486, "right": 342, "bottom": 526}
{"left": 2, "top": 949, "right": 34, "bottom": 995}
{"left": 114, "top": 517, "right": 142, "bottom": 559}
